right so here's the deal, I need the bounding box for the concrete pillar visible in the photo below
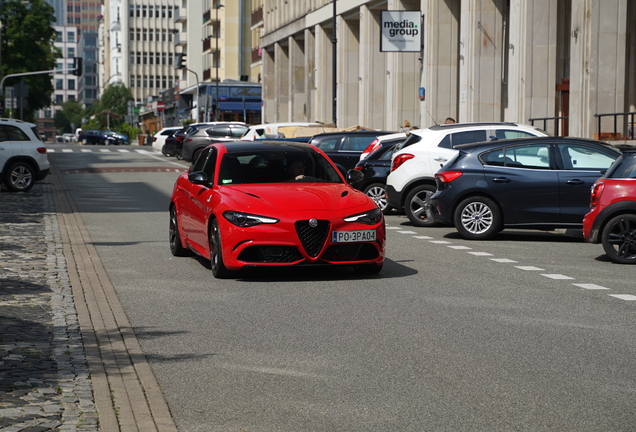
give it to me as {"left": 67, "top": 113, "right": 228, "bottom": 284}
{"left": 340, "top": 16, "right": 361, "bottom": 128}
{"left": 289, "top": 35, "right": 306, "bottom": 121}
{"left": 262, "top": 47, "right": 276, "bottom": 122}
{"left": 359, "top": 5, "right": 388, "bottom": 129}
{"left": 275, "top": 42, "right": 290, "bottom": 122}
{"left": 314, "top": 23, "right": 333, "bottom": 124}
{"left": 304, "top": 28, "right": 315, "bottom": 123}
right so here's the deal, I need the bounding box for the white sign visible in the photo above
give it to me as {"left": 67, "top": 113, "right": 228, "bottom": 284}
{"left": 381, "top": 11, "right": 422, "bottom": 52}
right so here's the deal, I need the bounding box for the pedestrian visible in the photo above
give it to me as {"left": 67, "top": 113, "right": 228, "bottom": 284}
{"left": 445, "top": 117, "right": 456, "bottom": 124}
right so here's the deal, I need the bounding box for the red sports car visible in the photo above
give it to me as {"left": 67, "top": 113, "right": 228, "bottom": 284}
{"left": 169, "top": 141, "right": 386, "bottom": 278}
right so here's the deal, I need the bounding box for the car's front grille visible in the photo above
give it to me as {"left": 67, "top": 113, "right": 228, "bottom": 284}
{"left": 322, "top": 243, "right": 379, "bottom": 262}
{"left": 295, "top": 220, "right": 330, "bottom": 257}
{"left": 238, "top": 246, "right": 303, "bottom": 263}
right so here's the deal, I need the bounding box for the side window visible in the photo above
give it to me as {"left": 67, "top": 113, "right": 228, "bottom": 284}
{"left": 559, "top": 144, "right": 616, "bottom": 171}
{"left": 437, "top": 135, "right": 451, "bottom": 149}
{"left": 202, "top": 149, "right": 217, "bottom": 180}
{"left": 607, "top": 155, "right": 636, "bottom": 179}
{"left": 207, "top": 126, "right": 231, "bottom": 137}
{"left": 230, "top": 126, "right": 249, "bottom": 138}
{"left": 505, "top": 144, "right": 551, "bottom": 169}
{"left": 5, "top": 125, "right": 30, "bottom": 141}
{"left": 495, "top": 129, "right": 536, "bottom": 139}
{"left": 450, "top": 130, "right": 488, "bottom": 147}
{"left": 315, "top": 138, "right": 340, "bottom": 151}
{"left": 191, "top": 147, "right": 212, "bottom": 172}
{"left": 0, "top": 126, "right": 9, "bottom": 142}
{"left": 343, "top": 136, "right": 376, "bottom": 151}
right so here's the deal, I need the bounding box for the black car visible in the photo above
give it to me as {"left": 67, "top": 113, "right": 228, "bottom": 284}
{"left": 429, "top": 137, "right": 621, "bottom": 240}
{"left": 309, "top": 131, "right": 394, "bottom": 174}
{"left": 353, "top": 136, "right": 406, "bottom": 213}
{"left": 78, "top": 130, "right": 108, "bottom": 145}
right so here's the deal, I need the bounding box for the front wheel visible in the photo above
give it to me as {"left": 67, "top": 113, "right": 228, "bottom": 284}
{"left": 161, "top": 144, "right": 173, "bottom": 157}
{"left": 175, "top": 152, "right": 183, "bottom": 161}
{"left": 453, "top": 196, "right": 502, "bottom": 240}
{"left": 405, "top": 185, "right": 438, "bottom": 227}
{"left": 209, "top": 219, "right": 232, "bottom": 278}
{"left": 169, "top": 207, "right": 191, "bottom": 257}
{"left": 4, "top": 161, "right": 36, "bottom": 192}
{"left": 364, "top": 183, "right": 393, "bottom": 214}
{"left": 601, "top": 214, "right": 636, "bottom": 264}
{"left": 81, "top": 138, "right": 88, "bottom": 145}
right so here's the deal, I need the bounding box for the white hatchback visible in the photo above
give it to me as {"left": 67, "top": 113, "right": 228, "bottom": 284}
{"left": 385, "top": 122, "right": 549, "bottom": 226}
{"left": 152, "top": 127, "right": 182, "bottom": 155}
{"left": 0, "top": 118, "right": 50, "bottom": 192}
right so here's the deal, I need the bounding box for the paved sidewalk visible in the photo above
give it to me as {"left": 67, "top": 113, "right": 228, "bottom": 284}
{"left": 1, "top": 158, "right": 178, "bottom": 432}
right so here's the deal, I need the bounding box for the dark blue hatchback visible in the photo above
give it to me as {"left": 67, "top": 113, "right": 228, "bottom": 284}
{"left": 429, "top": 137, "right": 621, "bottom": 239}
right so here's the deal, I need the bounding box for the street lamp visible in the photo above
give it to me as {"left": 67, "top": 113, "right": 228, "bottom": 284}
{"left": 214, "top": 3, "right": 224, "bottom": 121}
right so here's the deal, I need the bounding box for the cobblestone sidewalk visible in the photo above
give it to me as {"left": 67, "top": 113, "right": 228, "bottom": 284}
{"left": 0, "top": 184, "right": 98, "bottom": 432}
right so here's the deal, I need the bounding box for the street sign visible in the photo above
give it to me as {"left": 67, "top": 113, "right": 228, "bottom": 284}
{"left": 157, "top": 102, "right": 165, "bottom": 111}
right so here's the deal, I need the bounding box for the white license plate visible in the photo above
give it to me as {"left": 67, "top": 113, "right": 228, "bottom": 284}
{"left": 332, "top": 229, "right": 376, "bottom": 243}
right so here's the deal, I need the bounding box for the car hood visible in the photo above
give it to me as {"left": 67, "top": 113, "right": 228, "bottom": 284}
{"left": 220, "top": 183, "right": 373, "bottom": 213}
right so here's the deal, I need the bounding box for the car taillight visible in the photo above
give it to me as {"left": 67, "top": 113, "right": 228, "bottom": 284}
{"left": 354, "top": 165, "right": 363, "bottom": 171}
{"left": 37, "top": 147, "right": 47, "bottom": 154}
{"left": 152, "top": 137, "right": 157, "bottom": 142}
{"left": 589, "top": 182, "right": 604, "bottom": 209}
{"left": 391, "top": 154, "right": 414, "bottom": 171}
{"left": 435, "top": 171, "right": 463, "bottom": 183}
{"left": 361, "top": 139, "right": 380, "bottom": 157}
{"left": 186, "top": 138, "right": 193, "bottom": 142}
{"left": 177, "top": 136, "right": 184, "bottom": 142}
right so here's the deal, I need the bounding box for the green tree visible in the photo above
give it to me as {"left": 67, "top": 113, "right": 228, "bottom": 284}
{"left": 0, "top": 0, "right": 58, "bottom": 119}
{"left": 53, "top": 100, "right": 84, "bottom": 133}
{"left": 92, "top": 83, "right": 133, "bottom": 129}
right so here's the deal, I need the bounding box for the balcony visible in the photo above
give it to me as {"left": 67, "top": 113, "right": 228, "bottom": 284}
{"left": 203, "top": 10, "right": 211, "bottom": 24}
{"left": 203, "top": 68, "right": 211, "bottom": 81}
{"left": 251, "top": 47, "right": 261, "bottom": 63}
{"left": 251, "top": 7, "right": 263, "bottom": 26}
{"left": 174, "top": 32, "right": 187, "bottom": 48}
{"left": 174, "top": 11, "right": 187, "bottom": 24}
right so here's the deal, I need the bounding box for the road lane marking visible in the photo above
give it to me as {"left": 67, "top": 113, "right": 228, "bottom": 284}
{"left": 608, "top": 294, "right": 636, "bottom": 300}
{"left": 413, "top": 236, "right": 433, "bottom": 239}
{"left": 468, "top": 252, "right": 493, "bottom": 256}
{"left": 491, "top": 258, "right": 517, "bottom": 263}
{"left": 515, "top": 266, "right": 544, "bottom": 271}
{"left": 81, "top": 149, "right": 92, "bottom": 152}
{"left": 398, "top": 230, "right": 417, "bottom": 234}
{"left": 429, "top": 240, "right": 451, "bottom": 244}
{"left": 62, "top": 149, "right": 73, "bottom": 153}
{"left": 386, "top": 227, "right": 401, "bottom": 230}
{"left": 573, "top": 283, "right": 610, "bottom": 290}
{"left": 448, "top": 246, "right": 472, "bottom": 250}
{"left": 541, "top": 274, "right": 575, "bottom": 280}
{"left": 117, "top": 149, "right": 130, "bottom": 152}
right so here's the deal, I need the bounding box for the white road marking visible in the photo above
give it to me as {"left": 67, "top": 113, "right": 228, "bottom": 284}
{"left": 429, "top": 240, "right": 451, "bottom": 244}
{"left": 99, "top": 149, "right": 110, "bottom": 152}
{"left": 48, "top": 149, "right": 56, "bottom": 152}
{"left": 62, "top": 149, "right": 73, "bottom": 153}
{"left": 515, "top": 266, "right": 544, "bottom": 271}
{"left": 81, "top": 149, "right": 92, "bottom": 152}
{"left": 541, "top": 274, "right": 575, "bottom": 280}
{"left": 468, "top": 252, "right": 493, "bottom": 256}
{"left": 398, "top": 231, "right": 417, "bottom": 234}
{"left": 573, "top": 283, "right": 610, "bottom": 290}
{"left": 413, "top": 236, "right": 433, "bottom": 239}
{"left": 448, "top": 245, "right": 472, "bottom": 250}
{"left": 608, "top": 294, "right": 636, "bottom": 301}
{"left": 386, "top": 227, "right": 401, "bottom": 230}
{"left": 117, "top": 149, "right": 130, "bottom": 152}
{"left": 491, "top": 258, "right": 518, "bottom": 263}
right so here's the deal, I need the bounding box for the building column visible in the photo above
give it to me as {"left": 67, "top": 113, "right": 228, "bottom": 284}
{"left": 313, "top": 23, "right": 334, "bottom": 124}
{"left": 289, "top": 35, "right": 306, "bottom": 122}
{"left": 274, "top": 42, "right": 290, "bottom": 122}
{"left": 304, "top": 28, "right": 315, "bottom": 123}
{"left": 359, "top": 5, "right": 386, "bottom": 129}
{"left": 262, "top": 47, "right": 276, "bottom": 122}
{"left": 339, "top": 14, "right": 361, "bottom": 128}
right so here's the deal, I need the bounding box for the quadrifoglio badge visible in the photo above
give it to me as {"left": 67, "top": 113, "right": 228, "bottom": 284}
{"left": 380, "top": 10, "right": 422, "bottom": 52}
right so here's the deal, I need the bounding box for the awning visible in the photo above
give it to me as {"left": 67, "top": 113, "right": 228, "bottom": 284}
{"left": 218, "top": 101, "right": 262, "bottom": 112}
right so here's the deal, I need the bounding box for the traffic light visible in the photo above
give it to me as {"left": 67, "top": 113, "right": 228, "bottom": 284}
{"left": 175, "top": 53, "right": 186, "bottom": 70}
{"left": 72, "top": 57, "right": 83, "bottom": 76}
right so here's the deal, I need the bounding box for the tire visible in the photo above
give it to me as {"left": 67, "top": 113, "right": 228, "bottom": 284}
{"left": 175, "top": 152, "right": 183, "bottom": 161}
{"left": 161, "top": 144, "right": 173, "bottom": 157}
{"left": 81, "top": 138, "right": 88, "bottom": 145}
{"left": 354, "top": 263, "right": 383, "bottom": 275}
{"left": 364, "top": 183, "right": 393, "bottom": 214}
{"left": 601, "top": 214, "right": 636, "bottom": 264}
{"left": 209, "top": 219, "right": 232, "bottom": 278}
{"left": 4, "top": 161, "right": 36, "bottom": 192}
{"left": 405, "top": 184, "right": 438, "bottom": 227}
{"left": 169, "top": 207, "right": 191, "bottom": 257}
{"left": 453, "top": 196, "right": 502, "bottom": 240}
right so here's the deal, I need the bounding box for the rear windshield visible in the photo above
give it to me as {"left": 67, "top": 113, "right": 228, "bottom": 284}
{"left": 605, "top": 153, "right": 636, "bottom": 179}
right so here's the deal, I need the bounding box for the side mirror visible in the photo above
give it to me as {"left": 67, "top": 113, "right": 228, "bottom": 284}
{"left": 346, "top": 169, "right": 364, "bottom": 184}
{"left": 188, "top": 171, "right": 210, "bottom": 186}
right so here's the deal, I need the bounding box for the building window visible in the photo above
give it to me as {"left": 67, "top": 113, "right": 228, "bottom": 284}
{"left": 129, "top": 4, "right": 134, "bottom": 17}
{"left": 44, "top": 109, "right": 52, "bottom": 118}
{"left": 142, "top": 5, "right": 147, "bottom": 17}
{"left": 143, "top": 76, "right": 147, "bottom": 88}
{"left": 55, "top": 94, "right": 63, "bottom": 104}
{"left": 168, "top": 6, "right": 173, "bottom": 18}
{"left": 67, "top": 31, "right": 75, "bottom": 42}
{"left": 137, "top": 76, "right": 141, "bottom": 87}
{"left": 149, "top": 75, "right": 154, "bottom": 88}
{"left": 55, "top": 79, "right": 64, "bottom": 90}
{"left": 130, "top": 74, "right": 135, "bottom": 87}
{"left": 161, "top": 5, "right": 166, "bottom": 18}
{"left": 56, "top": 62, "right": 63, "bottom": 73}
{"left": 68, "top": 79, "right": 75, "bottom": 90}
{"left": 162, "top": 76, "right": 167, "bottom": 88}
{"left": 68, "top": 95, "right": 75, "bottom": 101}
{"left": 67, "top": 47, "right": 75, "bottom": 57}
{"left": 55, "top": 31, "right": 62, "bottom": 42}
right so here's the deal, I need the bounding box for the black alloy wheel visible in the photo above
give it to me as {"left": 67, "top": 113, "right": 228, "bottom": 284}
{"left": 454, "top": 196, "right": 502, "bottom": 240}
{"left": 209, "top": 219, "right": 231, "bottom": 278}
{"left": 405, "top": 184, "right": 438, "bottom": 227}
{"left": 601, "top": 214, "right": 636, "bottom": 264}
{"left": 169, "top": 207, "right": 191, "bottom": 256}
{"left": 4, "top": 161, "right": 36, "bottom": 192}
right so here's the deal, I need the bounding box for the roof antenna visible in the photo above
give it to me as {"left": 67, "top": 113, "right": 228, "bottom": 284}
{"left": 427, "top": 109, "right": 438, "bottom": 126}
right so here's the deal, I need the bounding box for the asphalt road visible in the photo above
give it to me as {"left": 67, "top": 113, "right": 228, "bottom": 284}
{"left": 49, "top": 143, "right": 636, "bottom": 432}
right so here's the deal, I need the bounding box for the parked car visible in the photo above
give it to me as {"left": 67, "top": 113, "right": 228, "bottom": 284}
{"left": 0, "top": 118, "right": 50, "bottom": 192}
{"left": 241, "top": 122, "right": 323, "bottom": 141}
{"left": 62, "top": 133, "right": 76, "bottom": 143}
{"left": 583, "top": 147, "right": 636, "bottom": 263}
{"left": 352, "top": 133, "right": 408, "bottom": 213}
{"left": 309, "top": 130, "right": 395, "bottom": 174}
{"left": 180, "top": 123, "right": 249, "bottom": 162}
{"left": 172, "top": 122, "right": 247, "bottom": 160}
{"left": 103, "top": 130, "right": 128, "bottom": 145}
{"left": 152, "top": 127, "right": 182, "bottom": 155}
{"left": 429, "top": 137, "right": 621, "bottom": 240}
{"left": 359, "top": 132, "right": 407, "bottom": 161}
{"left": 169, "top": 141, "right": 386, "bottom": 278}
{"left": 386, "top": 122, "right": 550, "bottom": 226}
{"left": 78, "top": 130, "right": 108, "bottom": 145}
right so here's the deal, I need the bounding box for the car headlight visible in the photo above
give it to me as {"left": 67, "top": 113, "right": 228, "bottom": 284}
{"left": 343, "top": 208, "right": 382, "bottom": 225}
{"left": 223, "top": 211, "right": 279, "bottom": 227}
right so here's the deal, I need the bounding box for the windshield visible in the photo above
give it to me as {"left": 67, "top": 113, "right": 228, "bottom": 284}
{"left": 218, "top": 148, "right": 344, "bottom": 185}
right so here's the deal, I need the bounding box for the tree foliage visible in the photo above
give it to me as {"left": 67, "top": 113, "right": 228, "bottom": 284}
{"left": 1, "top": 0, "right": 58, "bottom": 119}
{"left": 53, "top": 100, "right": 83, "bottom": 133}
{"left": 90, "top": 83, "right": 134, "bottom": 129}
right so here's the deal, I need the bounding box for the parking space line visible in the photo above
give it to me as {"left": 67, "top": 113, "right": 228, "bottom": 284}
{"left": 412, "top": 236, "right": 433, "bottom": 239}
{"left": 573, "top": 283, "right": 611, "bottom": 290}
{"left": 448, "top": 246, "right": 472, "bottom": 250}
{"left": 468, "top": 252, "right": 493, "bottom": 256}
{"left": 491, "top": 258, "right": 517, "bottom": 263}
{"left": 398, "top": 231, "right": 417, "bottom": 234}
{"left": 608, "top": 294, "right": 636, "bottom": 301}
{"left": 429, "top": 240, "right": 451, "bottom": 244}
{"left": 515, "top": 266, "right": 544, "bottom": 271}
{"left": 541, "top": 274, "right": 575, "bottom": 280}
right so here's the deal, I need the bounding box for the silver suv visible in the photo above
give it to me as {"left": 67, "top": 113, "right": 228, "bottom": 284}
{"left": 0, "top": 118, "right": 50, "bottom": 192}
